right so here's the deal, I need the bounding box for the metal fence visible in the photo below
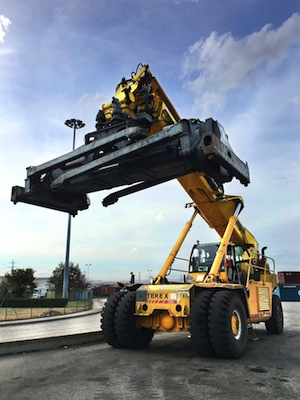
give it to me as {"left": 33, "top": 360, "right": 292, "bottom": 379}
{"left": 0, "top": 291, "right": 93, "bottom": 322}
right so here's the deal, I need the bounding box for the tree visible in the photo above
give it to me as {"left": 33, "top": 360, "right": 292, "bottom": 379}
{"left": 1, "top": 268, "right": 37, "bottom": 298}
{"left": 0, "top": 281, "right": 7, "bottom": 299}
{"left": 48, "top": 262, "right": 88, "bottom": 293}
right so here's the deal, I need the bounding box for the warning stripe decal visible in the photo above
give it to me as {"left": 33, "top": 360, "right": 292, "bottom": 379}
{"left": 148, "top": 300, "right": 177, "bottom": 304}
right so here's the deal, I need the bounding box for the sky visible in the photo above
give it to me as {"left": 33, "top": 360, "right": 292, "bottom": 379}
{"left": 0, "top": 0, "right": 300, "bottom": 282}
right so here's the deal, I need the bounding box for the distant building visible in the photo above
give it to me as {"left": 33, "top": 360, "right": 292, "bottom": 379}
{"left": 33, "top": 277, "right": 50, "bottom": 298}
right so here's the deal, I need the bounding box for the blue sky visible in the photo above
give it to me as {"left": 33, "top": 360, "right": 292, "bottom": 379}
{"left": 1, "top": 0, "right": 300, "bottom": 281}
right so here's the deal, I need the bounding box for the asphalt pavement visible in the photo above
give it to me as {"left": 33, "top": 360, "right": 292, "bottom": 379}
{"left": 1, "top": 301, "right": 299, "bottom": 400}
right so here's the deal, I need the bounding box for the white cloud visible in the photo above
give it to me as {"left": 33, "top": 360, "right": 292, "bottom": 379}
{"left": 78, "top": 92, "right": 106, "bottom": 111}
{"left": 290, "top": 93, "right": 300, "bottom": 105}
{"left": 0, "top": 15, "right": 11, "bottom": 43}
{"left": 182, "top": 12, "right": 300, "bottom": 115}
{"left": 180, "top": 13, "right": 300, "bottom": 274}
{"left": 155, "top": 213, "right": 166, "bottom": 222}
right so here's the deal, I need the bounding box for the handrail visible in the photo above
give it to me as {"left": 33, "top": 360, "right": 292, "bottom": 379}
{"left": 242, "top": 254, "right": 276, "bottom": 287}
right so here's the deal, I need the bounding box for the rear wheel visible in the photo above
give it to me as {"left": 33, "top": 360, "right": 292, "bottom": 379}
{"left": 115, "top": 291, "right": 154, "bottom": 349}
{"left": 190, "top": 290, "right": 215, "bottom": 357}
{"left": 101, "top": 291, "right": 125, "bottom": 348}
{"left": 208, "top": 290, "right": 247, "bottom": 359}
{"left": 265, "top": 294, "right": 284, "bottom": 334}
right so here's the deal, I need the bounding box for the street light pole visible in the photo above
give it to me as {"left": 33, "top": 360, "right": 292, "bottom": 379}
{"left": 62, "top": 119, "right": 85, "bottom": 298}
{"left": 85, "top": 263, "right": 91, "bottom": 284}
{"left": 147, "top": 269, "right": 152, "bottom": 283}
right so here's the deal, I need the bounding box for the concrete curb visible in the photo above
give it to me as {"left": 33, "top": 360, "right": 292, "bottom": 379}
{"left": 0, "top": 331, "right": 105, "bottom": 356}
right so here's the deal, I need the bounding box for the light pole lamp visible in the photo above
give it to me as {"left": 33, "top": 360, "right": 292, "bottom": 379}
{"left": 62, "top": 119, "right": 85, "bottom": 299}
{"left": 65, "top": 119, "right": 85, "bottom": 149}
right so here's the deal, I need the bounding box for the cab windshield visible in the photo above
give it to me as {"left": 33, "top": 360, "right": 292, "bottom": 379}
{"left": 189, "top": 242, "right": 219, "bottom": 273}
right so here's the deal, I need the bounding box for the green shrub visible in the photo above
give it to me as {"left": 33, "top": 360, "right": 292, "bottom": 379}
{"left": 0, "top": 298, "right": 68, "bottom": 308}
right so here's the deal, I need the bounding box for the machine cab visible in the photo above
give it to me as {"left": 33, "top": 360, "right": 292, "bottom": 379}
{"left": 189, "top": 241, "right": 245, "bottom": 283}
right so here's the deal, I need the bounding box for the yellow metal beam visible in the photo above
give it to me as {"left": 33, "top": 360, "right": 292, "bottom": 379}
{"left": 205, "top": 203, "right": 242, "bottom": 282}
{"left": 155, "top": 209, "right": 198, "bottom": 283}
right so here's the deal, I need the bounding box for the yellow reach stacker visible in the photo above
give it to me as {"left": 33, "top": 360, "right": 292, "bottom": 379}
{"left": 12, "top": 64, "right": 283, "bottom": 359}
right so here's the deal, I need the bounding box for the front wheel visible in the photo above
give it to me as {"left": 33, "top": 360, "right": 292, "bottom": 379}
{"left": 190, "top": 290, "right": 215, "bottom": 357}
{"left": 208, "top": 291, "right": 247, "bottom": 359}
{"left": 101, "top": 291, "right": 125, "bottom": 348}
{"left": 115, "top": 291, "right": 154, "bottom": 349}
{"left": 265, "top": 294, "right": 284, "bottom": 334}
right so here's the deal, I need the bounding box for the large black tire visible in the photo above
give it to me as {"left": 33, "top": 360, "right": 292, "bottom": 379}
{"left": 115, "top": 291, "right": 154, "bottom": 349}
{"left": 101, "top": 291, "right": 125, "bottom": 348}
{"left": 208, "top": 290, "right": 247, "bottom": 359}
{"left": 265, "top": 294, "right": 284, "bottom": 334}
{"left": 190, "top": 290, "right": 215, "bottom": 357}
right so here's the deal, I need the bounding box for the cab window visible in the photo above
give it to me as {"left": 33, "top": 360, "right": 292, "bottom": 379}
{"left": 189, "top": 243, "right": 219, "bottom": 273}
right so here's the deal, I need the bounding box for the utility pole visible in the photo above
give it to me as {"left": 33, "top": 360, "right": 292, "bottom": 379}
{"left": 10, "top": 260, "right": 16, "bottom": 272}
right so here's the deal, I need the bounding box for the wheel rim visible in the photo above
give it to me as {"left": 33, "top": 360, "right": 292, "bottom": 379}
{"left": 231, "top": 309, "right": 242, "bottom": 340}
